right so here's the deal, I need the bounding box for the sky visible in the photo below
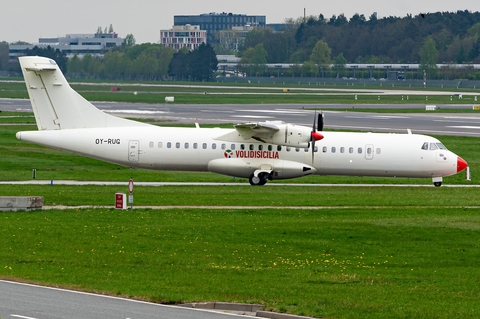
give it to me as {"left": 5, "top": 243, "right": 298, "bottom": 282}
{"left": 1, "top": 0, "right": 479, "bottom": 44}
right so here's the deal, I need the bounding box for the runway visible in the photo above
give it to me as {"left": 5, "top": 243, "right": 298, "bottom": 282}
{"left": 2, "top": 98, "right": 480, "bottom": 137}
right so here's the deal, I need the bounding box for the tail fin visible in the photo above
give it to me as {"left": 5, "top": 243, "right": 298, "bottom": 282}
{"left": 19, "top": 56, "right": 148, "bottom": 130}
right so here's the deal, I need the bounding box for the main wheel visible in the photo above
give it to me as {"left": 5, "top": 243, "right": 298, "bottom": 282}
{"left": 249, "top": 174, "right": 261, "bottom": 186}
{"left": 249, "top": 173, "right": 268, "bottom": 186}
{"left": 433, "top": 181, "right": 442, "bottom": 187}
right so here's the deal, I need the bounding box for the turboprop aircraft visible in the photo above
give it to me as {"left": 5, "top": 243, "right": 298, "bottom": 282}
{"left": 16, "top": 56, "right": 469, "bottom": 186}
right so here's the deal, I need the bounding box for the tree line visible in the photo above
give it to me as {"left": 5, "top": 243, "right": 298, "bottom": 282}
{"left": 1, "top": 10, "right": 480, "bottom": 80}
{"left": 237, "top": 10, "right": 480, "bottom": 79}
{"left": 1, "top": 42, "right": 218, "bottom": 82}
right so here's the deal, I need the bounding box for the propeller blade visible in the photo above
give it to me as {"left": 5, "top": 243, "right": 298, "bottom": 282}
{"left": 318, "top": 112, "right": 324, "bottom": 131}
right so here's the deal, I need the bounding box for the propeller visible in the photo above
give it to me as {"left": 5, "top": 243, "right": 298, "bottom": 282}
{"left": 310, "top": 111, "right": 324, "bottom": 164}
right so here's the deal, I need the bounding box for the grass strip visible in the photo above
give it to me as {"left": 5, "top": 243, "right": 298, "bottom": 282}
{"left": 1, "top": 207, "right": 479, "bottom": 318}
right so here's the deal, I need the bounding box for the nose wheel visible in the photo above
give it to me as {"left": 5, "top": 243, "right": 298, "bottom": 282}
{"left": 432, "top": 177, "right": 442, "bottom": 187}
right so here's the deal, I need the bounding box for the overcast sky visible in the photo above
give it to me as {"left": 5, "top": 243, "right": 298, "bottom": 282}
{"left": 1, "top": 0, "right": 479, "bottom": 44}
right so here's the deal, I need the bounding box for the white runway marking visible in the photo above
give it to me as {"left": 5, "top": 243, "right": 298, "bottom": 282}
{"left": 447, "top": 125, "right": 480, "bottom": 129}
{"left": 11, "top": 315, "right": 39, "bottom": 319}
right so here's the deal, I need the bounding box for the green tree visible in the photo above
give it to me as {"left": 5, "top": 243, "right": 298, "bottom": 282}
{"left": 250, "top": 43, "right": 267, "bottom": 76}
{"left": 419, "top": 37, "right": 438, "bottom": 78}
{"left": 238, "top": 47, "right": 254, "bottom": 76}
{"left": 168, "top": 47, "right": 190, "bottom": 80}
{"left": 309, "top": 40, "right": 332, "bottom": 77}
{"left": 103, "top": 51, "right": 129, "bottom": 79}
{"left": 333, "top": 53, "right": 347, "bottom": 78}
{"left": 67, "top": 54, "right": 82, "bottom": 76}
{"left": 123, "top": 34, "right": 136, "bottom": 47}
{"left": 189, "top": 43, "right": 218, "bottom": 81}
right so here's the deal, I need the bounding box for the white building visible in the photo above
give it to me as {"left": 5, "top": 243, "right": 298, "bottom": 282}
{"left": 9, "top": 33, "right": 124, "bottom": 59}
{"left": 160, "top": 25, "right": 207, "bottom": 51}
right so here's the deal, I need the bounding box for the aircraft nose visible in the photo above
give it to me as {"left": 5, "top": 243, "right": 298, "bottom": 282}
{"left": 457, "top": 156, "right": 468, "bottom": 173}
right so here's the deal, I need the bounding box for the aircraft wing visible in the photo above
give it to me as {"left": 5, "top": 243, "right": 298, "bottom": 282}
{"left": 234, "top": 122, "right": 281, "bottom": 140}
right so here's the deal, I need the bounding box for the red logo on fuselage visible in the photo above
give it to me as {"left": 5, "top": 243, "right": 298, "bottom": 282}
{"left": 234, "top": 150, "right": 280, "bottom": 159}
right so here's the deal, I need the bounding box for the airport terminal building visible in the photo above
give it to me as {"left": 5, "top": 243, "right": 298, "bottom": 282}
{"left": 9, "top": 33, "right": 124, "bottom": 59}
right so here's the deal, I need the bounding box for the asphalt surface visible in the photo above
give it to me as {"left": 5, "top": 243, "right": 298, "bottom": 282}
{"left": 0, "top": 280, "right": 255, "bottom": 319}
{"left": 2, "top": 98, "right": 480, "bottom": 137}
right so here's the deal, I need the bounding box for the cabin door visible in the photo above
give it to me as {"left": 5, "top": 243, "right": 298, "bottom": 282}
{"left": 128, "top": 140, "right": 139, "bottom": 162}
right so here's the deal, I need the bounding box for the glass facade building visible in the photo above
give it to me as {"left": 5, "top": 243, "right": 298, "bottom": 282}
{"left": 174, "top": 13, "right": 266, "bottom": 43}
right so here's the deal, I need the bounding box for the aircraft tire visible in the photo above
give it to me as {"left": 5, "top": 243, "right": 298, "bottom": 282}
{"left": 249, "top": 174, "right": 268, "bottom": 186}
{"left": 433, "top": 181, "right": 442, "bottom": 187}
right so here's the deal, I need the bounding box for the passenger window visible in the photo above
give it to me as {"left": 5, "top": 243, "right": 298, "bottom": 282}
{"left": 304, "top": 148, "right": 309, "bottom": 152}
{"left": 167, "top": 142, "right": 172, "bottom": 148}
{"left": 367, "top": 147, "right": 372, "bottom": 155}
{"left": 193, "top": 143, "right": 198, "bottom": 149}
{"left": 230, "top": 144, "right": 236, "bottom": 150}
{"left": 430, "top": 143, "right": 438, "bottom": 150}
{"left": 421, "top": 142, "right": 429, "bottom": 150}
{"left": 331, "top": 147, "right": 336, "bottom": 153}
{"left": 249, "top": 144, "right": 254, "bottom": 150}
{"left": 149, "top": 141, "right": 154, "bottom": 148}
{"left": 295, "top": 148, "right": 300, "bottom": 152}
{"left": 240, "top": 144, "right": 245, "bottom": 150}
{"left": 314, "top": 146, "right": 318, "bottom": 152}
{"left": 322, "top": 146, "right": 327, "bottom": 153}
{"left": 259, "top": 145, "right": 263, "bottom": 151}
{"left": 185, "top": 143, "right": 189, "bottom": 149}
{"left": 376, "top": 148, "right": 381, "bottom": 154}
{"left": 212, "top": 143, "right": 217, "bottom": 150}
{"left": 176, "top": 142, "right": 180, "bottom": 149}
{"left": 221, "top": 143, "right": 226, "bottom": 150}
{"left": 349, "top": 147, "right": 353, "bottom": 154}
{"left": 268, "top": 145, "right": 273, "bottom": 151}
{"left": 286, "top": 147, "right": 291, "bottom": 152}
{"left": 277, "top": 145, "right": 282, "bottom": 151}
{"left": 358, "top": 147, "right": 363, "bottom": 154}
{"left": 340, "top": 147, "right": 345, "bottom": 153}
{"left": 158, "top": 142, "right": 163, "bottom": 148}
{"left": 202, "top": 143, "right": 207, "bottom": 149}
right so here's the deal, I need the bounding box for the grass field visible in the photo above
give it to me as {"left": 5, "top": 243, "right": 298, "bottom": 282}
{"left": 1, "top": 206, "right": 479, "bottom": 319}
{"left": 1, "top": 79, "right": 479, "bottom": 105}
{"left": 1, "top": 91, "right": 479, "bottom": 318}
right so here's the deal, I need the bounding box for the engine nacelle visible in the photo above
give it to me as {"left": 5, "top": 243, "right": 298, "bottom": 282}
{"left": 208, "top": 158, "right": 317, "bottom": 180}
{"left": 262, "top": 124, "right": 313, "bottom": 148}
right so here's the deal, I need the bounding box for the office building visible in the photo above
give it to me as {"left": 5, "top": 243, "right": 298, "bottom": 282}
{"left": 174, "top": 12, "right": 266, "bottom": 43}
{"left": 160, "top": 25, "right": 207, "bottom": 51}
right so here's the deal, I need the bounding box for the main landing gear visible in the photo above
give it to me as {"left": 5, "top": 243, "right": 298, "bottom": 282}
{"left": 249, "top": 172, "right": 269, "bottom": 186}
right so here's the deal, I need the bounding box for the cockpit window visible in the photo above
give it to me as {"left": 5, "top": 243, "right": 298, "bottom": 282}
{"left": 421, "top": 142, "right": 428, "bottom": 150}
{"left": 436, "top": 143, "right": 447, "bottom": 150}
{"left": 429, "top": 143, "right": 438, "bottom": 150}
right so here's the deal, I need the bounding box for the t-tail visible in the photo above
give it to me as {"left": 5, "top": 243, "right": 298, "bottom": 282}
{"left": 19, "top": 56, "right": 148, "bottom": 130}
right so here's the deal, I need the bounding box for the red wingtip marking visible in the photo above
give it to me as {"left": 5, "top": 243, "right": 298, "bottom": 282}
{"left": 457, "top": 156, "right": 468, "bottom": 173}
{"left": 311, "top": 132, "right": 324, "bottom": 141}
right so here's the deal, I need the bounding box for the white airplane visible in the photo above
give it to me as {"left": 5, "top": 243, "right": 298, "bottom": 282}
{"left": 16, "top": 56, "right": 469, "bottom": 186}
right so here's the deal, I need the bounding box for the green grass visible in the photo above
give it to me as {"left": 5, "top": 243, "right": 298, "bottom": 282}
{"left": 1, "top": 207, "right": 479, "bottom": 318}
{"left": 1, "top": 79, "right": 478, "bottom": 105}
{"left": 1, "top": 109, "right": 480, "bottom": 318}
{"left": 0, "top": 184, "right": 479, "bottom": 207}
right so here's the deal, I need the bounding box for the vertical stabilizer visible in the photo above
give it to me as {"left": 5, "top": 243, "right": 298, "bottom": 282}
{"left": 19, "top": 56, "right": 148, "bottom": 130}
